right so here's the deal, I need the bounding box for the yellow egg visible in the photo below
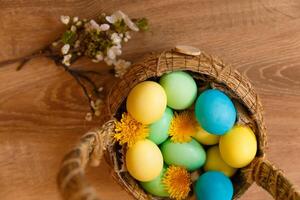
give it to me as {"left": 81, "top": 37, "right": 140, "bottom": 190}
{"left": 126, "top": 81, "right": 167, "bottom": 124}
{"left": 194, "top": 125, "right": 220, "bottom": 145}
{"left": 219, "top": 125, "right": 257, "bottom": 168}
{"left": 126, "top": 139, "right": 163, "bottom": 181}
{"left": 204, "top": 146, "right": 237, "bottom": 177}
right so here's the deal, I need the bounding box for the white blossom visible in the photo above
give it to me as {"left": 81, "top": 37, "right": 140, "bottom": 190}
{"left": 98, "top": 87, "right": 104, "bottom": 92}
{"left": 99, "top": 24, "right": 110, "bottom": 31}
{"left": 52, "top": 41, "right": 58, "bottom": 46}
{"left": 107, "top": 48, "right": 116, "bottom": 60}
{"left": 89, "top": 19, "right": 101, "bottom": 31}
{"left": 92, "top": 98, "right": 103, "bottom": 110}
{"left": 73, "top": 16, "right": 79, "bottom": 23}
{"left": 123, "top": 16, "right": 139, "bottom": 31}
{"left": 95, "top": 51, "right": 104, "bottom": 61}
{"left": 62, "top": 54, "right": 72, "bottom": 66}
{"left": 90, "top": 100, "right": 96, "bottom": 109}
{"left": 105, "top": 15, "right": 118, "bottom": 24}
{"left": 115, "top": 47, "right": 122, "bottom": 56}
{"left": 61, "top": 44, "right": 70, "bottom": 55}
{"left": 105, "top": 10, "right": 139, "bottom": 31}
{"left": 107, "top": 46, "right": 122, "bottom": 60}
{"left": 86, "top": 20, "right": 111, "bottom": 32}
{"left": 92, "top": 52, "right": 104, "bottom": 63}
{"left": 60, "top": 15, "right": 70, "bottom": 25}
{"left": 115, "top": 11, "right": 139, "bottom": 31}
{"left": 114, "top": 43, "right": 122, "bottom": 49}
{"left": 87, "top": 98, "right": 103, "bottom": 119}
{"left": 76, "top": 21, "right": 82, "bottom": 27}
{"left": 71, "top": 25, "right": 77, "bottom": 32}
{"left": 125, "top": 31, "right": 131, "bottom": 39}
{"left": 113, "top": 59, "right": 131, "bottom": 77}
{"left": 111, "top": 33, "right": 121, "bottom": 44}
{"left": 85, "top": 112, "right": 92, "bottom": 121}
{"left": 104, "top": 57, "right": 114, "bottom": 66}
{"left": 124, "top": 32, "right": 131, "bottom": 42}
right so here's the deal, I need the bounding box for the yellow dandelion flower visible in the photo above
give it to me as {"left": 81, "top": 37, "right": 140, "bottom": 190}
{"left": 114, "top": 113, "right": 149, "bottom": 147}
{"left": 162, "top": 166, "right": 192, "bottom": 200}
{"left": 169, "top": 111, "right": 198, "bottom": 143}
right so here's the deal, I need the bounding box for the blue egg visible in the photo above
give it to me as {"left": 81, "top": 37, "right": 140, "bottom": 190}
{"left": 195, "top": 171, "right": 233, "bottom": 200}
{"left": 195, "top": 89, "right": 236, "bottom": 135}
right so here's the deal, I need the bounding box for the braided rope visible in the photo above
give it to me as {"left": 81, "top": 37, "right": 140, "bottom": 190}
{"left": 244, "top": 158, "right": 300, "bottom": 200}
{"left": 57, "top": 120, "right": 115, "bottom": 200}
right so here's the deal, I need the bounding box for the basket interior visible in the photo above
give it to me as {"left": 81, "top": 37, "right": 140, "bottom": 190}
{"left": 105, "top": 70, "right": 264, "bottom": 200}
{"left": 103, "top": 50, "right": 266, "bottom": 200}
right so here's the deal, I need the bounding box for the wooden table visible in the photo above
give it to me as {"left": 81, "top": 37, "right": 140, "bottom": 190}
{"left": 0, "top": 1, "right": 299, "bottom": 199}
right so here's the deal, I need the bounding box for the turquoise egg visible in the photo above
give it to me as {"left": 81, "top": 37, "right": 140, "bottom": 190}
{"left": 160, "top": 139, "right": 206, "bottom": 171}
{"left": 148, "top": 107, "right": 173, "bottom": 145}
{"left": 140, "top": 165, "right": 169, "bottom": 197}
{"left": 195, "top": 171, "right": 233, "bottom": 200}
{"left": 195, "top": 89, "right": 236, "bottom": 135}
{"left": 159, "top": 71, "right": 197, "bottom": 110}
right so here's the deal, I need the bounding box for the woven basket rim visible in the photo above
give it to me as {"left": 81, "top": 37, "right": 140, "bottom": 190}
{"left": 102, "top": 49, "right": 267, "bottom": 199}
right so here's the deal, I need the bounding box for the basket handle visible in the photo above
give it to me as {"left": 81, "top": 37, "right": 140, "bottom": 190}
{"left": 246, "top": 157, "right": 300, "bottom": 200}
{"left": 57, "top": 120, "right": 115, "bottom": 200}
{"left": 57, "top": 122, "right": 300, "bottom": 200}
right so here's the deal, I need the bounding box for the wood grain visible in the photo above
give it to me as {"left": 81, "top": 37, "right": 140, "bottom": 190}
{"left": 0, "top": 0, "right": 300, "bottom": 199}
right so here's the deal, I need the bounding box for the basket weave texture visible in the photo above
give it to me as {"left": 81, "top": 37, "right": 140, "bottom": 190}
{"left": 57, "top": 49, "right": 300, "bottom": 200}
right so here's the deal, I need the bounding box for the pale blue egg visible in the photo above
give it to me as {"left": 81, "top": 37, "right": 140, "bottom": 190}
{"left": 195, "top": 89, "right": 236, "bottom": 135}
{"left": 195, "top": 171, "right": 233, "bottom": 200}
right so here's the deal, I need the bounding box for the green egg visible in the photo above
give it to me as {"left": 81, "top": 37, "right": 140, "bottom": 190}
{"left": 159, "top": 71, "right": 197, "bottom": 110}
{"left": 140, "top": 165, "right": 169, "bottom": 197}
{"left": 161, "top": 139, "right": 206, "bottom": 171}
{"left": 148, "top": 107, "right": 173, "bottom": 145}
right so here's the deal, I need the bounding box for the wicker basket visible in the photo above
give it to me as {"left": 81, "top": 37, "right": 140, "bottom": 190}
{"left": 57, "top": 47, "right": 300, "bottom": 200}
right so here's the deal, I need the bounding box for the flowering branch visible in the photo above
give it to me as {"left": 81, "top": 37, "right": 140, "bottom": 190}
{"left": 0, "top": 11, "right": 148, "bottom": 120}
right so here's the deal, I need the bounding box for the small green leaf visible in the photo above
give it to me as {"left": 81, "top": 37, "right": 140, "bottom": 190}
{"left": 135, "top": 18, "right": 149, "bottom": 31}
{"left": 114, "top": 19, "right": 127, "bottom": 33}
{"left": 62, "top": 30, "right": 76, "bottom": 44}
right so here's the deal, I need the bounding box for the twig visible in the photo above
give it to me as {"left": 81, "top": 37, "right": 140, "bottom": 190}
{"left": 16, "top": 58, "right": 30, "bottom": 71}
{"left": 0, "top": 46, "right": 104, "bottom": 114}
{"left": 0, "top": 46, "right": 52, "bottom": 70}
{"left": 71, "top": 69, "right": 105, "bottom": 76}
{"left": 75, "top": 72, "right": 99, "bottom": 93}
{"left": 71, "top": 73, "right": 95, "bottom": 113}
{"left": 60, "top": 63, "right": 95, "bottom": 113}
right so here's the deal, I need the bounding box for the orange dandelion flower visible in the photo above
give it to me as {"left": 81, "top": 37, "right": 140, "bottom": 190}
{"left": 114, "top": 113, "right": 149, "bottom": 147}
{"left": 169, "top": 111, "right": 198, "bottom": 143}
{"left": 162, "top": 166, "right": 192, "bottom": 200}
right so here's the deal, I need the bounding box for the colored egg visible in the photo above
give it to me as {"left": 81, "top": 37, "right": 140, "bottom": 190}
{"left": 204, "top": 146, "right": 237, "bottom": 177}
{"left": 159, "top": 71, "right": 197, "bottom": 110}
{"left": 194, "top": 124, "right": 220, "bottom": 145}
{"left": 160, "top": 138, "right": 206, "bottom": 171}
{"left": 140, "top": 165, "right": 169, "bottom": 197}
{"left": 148, "top": 107, "right": 173, "bottom": 145}
{"left": 195, "top": 171, "right": 233, "bottom": 200}
{"left": 127, "top": 81, "right": 167, "bottom": 124}
{"left": 219, "top": 125, "right": 257, "bottom": 168}
{"left": 195, "top": 89, "right": 236, "bottom": 135}
{"left": 126, "top": 139, "right": 163, "bottom": 181}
